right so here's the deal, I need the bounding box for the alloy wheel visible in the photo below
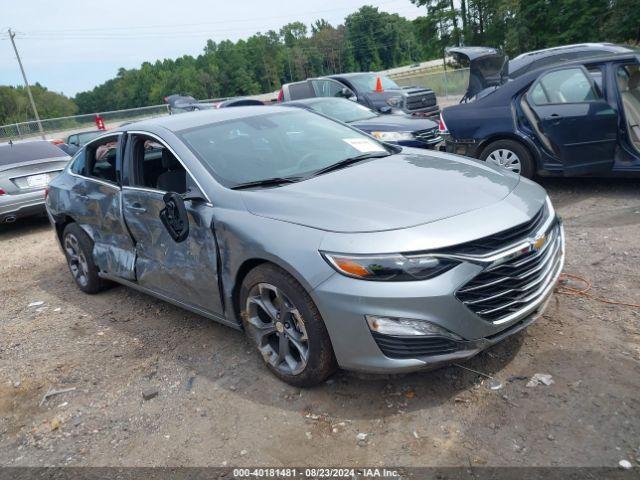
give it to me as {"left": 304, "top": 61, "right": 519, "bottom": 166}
{"left": 245, "top": 283, "right": 309, "bottom": 376}
{"left": 64, "top": 233, "right": 89, "bottom": 287}
{"left": 486, "top": 148, "right": 522, "bottom": 174}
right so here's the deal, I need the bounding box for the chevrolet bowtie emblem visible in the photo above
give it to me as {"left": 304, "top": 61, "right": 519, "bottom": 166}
{"left": 532, "top": 233, "right": 547, "bottom": 251}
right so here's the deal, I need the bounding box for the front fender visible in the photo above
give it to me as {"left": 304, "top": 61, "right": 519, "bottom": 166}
{"left": 213, "top": 208, "right": 334, "bottom": 324}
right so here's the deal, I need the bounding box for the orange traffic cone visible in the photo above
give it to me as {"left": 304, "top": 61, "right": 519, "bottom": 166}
{"left": 375, "top": 76, "right": 383, "bottom": 93}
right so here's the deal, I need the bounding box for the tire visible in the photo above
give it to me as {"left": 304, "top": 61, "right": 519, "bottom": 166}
{"left": 480, "top": 139, "right": 536, "bottom": 179}
{"left": 61, "top": 223, "right": 107, "bottom": 294}
{"left": 239, "top": 264, "right": 337, "bottom": 387}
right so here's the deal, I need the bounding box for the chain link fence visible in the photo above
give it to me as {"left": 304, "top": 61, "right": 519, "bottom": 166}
{"left": 0, "top": 69, "right": 467, "bottom": 142}
{"left": 0, "top": 104, "right": 170, "bottom": 142}
{"left": 389, "top": 67, "right": 469, "bottom": 106}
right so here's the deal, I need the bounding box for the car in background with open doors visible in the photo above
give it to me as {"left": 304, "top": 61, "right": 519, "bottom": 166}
{"left": 440, "top": 45, "right": 640, "bottom": 178}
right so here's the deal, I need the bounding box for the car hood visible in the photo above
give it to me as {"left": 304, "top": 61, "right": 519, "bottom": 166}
{"left": 350, "top": 114, "right": 437, "bottom": 132}
{"left": 241, "top": 152, "right": 520, "bottom": 233}
{"left": 446, "top": 46, "right": 507, "bottom": 99}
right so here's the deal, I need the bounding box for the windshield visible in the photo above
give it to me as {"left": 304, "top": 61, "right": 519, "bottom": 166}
{"left": 178, "top": 109, "right": 391, "bottom": 187}
{"left": 307, "top": 99, "right": 378, "bottom": 123}
{"left": 347, "top": 74, "right": 400, "bottom": 92}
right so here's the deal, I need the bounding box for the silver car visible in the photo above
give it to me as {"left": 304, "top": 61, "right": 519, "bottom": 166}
{"left": 1, "top": 140, "right": 70, "bottom": 224}
{"left": 45, "top": 106, "right": 564, "bottom": 386}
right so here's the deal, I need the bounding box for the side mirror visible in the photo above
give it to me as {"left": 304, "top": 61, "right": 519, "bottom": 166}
{"left": 379, "top": 106, "right": 392, "bottom": 114}
{"left": 159, "top": 192, "right": 189, "bottom": 242}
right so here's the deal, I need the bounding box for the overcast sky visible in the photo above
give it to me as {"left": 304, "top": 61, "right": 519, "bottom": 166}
{"left": 0, "top": 0, "right": 424, "bottom": 96}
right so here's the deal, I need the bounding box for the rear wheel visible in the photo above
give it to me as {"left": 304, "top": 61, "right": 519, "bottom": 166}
{"left": 240, "top": 264, "right": 337, "bottom": 387}
{"left": 62, "top": 223, "right": 108, "bottom": 294}
{"left": 480, "top": 139, "right": 535, "bottom": 178}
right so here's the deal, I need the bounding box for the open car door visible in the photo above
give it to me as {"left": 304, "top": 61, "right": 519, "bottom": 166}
{"left": 524, "top": 65, "right": 617, "bottom": 176}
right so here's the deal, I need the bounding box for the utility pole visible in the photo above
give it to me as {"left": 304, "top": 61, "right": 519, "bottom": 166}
{"left": 8, "top": 29, "right": 45, "bottom": 138}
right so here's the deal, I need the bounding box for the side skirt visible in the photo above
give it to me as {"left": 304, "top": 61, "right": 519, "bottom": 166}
{"left": 98, "top": 272, "right": 241, "bottom": 330}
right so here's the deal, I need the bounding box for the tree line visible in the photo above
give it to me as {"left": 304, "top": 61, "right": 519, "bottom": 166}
{"left": 1, "top": 1, "right": 638, "bottom": 124}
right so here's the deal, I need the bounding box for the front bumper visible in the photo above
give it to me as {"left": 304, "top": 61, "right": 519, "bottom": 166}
{"left": 311, "top": 220, "right": 564, "bottom": 374}
{"left": 0, "top": 189, "right": 47, "bottom": 222}
{"left": 397, "top": 137, "right": 442, "bottom": 150}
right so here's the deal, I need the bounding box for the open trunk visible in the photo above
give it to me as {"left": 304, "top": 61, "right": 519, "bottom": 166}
{"left": 445, "top": 46, "right": 507, "bottom": 101}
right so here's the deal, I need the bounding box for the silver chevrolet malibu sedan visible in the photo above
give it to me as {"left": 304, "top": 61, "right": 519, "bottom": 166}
{"left": 45, "top": 106, "right": 564, "bottom": 386}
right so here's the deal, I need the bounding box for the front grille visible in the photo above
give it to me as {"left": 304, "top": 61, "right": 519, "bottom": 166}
{"left": 404, "top": 89, "right": 437, "bottom": 111}
{"left": 456, "top": 221, "right": 562, "bottom": 323}
{"left": 441, "top": 205, "right": 547, "bottom": 256}
{"left": 413, "top": 127, "right": 440, "bottom": 143}
{"left": 372, "top": 332, "right": 458, "bottom": 359}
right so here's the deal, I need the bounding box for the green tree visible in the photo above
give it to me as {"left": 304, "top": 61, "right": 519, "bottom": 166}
{"left": 0, "top": 84, "right": 77, "bottom": 124}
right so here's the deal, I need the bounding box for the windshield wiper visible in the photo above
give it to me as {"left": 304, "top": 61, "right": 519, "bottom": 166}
{"left": 306, "top": 152, "right": 391, "bottom": 178}
{"left": 231, "top": 176, "right": 302, "bottom": 190}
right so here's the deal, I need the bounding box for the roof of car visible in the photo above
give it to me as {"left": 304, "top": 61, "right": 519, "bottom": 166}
{"left": 328, "top": 72, "right": 376, "bottom": 79}
{"left": 117, "top": 105, "right": 297, "bottom": 133}
{"left": 509, "top": 43, "right": 635, "bottom": 74}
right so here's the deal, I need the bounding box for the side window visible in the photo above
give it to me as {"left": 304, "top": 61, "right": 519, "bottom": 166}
{"left": 70, "top": 149, "right": 86, "bottom": 175}
{"left": 530, "top": 68, "right": 599, "bottom": 105}
{"left": 129, "top": 135, "right": 187, "bottom": 194}
{"left": 311, "top": 79, "right": 346, "bottom": 98}
{"left": 85, "top": 136, "right": 119, "bottom": 184}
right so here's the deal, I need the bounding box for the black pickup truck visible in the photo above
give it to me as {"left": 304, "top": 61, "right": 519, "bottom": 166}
{"left": 278, "top": 72, "right": 439, "bottom": 118}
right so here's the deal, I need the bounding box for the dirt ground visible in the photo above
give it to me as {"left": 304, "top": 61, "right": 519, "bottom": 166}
{"left": 0, "top": 177, "right": 638, "bottom": 468}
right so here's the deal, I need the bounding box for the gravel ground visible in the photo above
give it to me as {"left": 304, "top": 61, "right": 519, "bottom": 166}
{"left": 0, "top": 177, "right": 639, "bottom": 468}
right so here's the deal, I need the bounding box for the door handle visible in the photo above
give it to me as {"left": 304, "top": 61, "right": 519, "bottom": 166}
{"left": 128, "top": 203, "right": 147, "bottom": 214}
{"left": 545, "top": 114, "right": 562, "bottom": 126}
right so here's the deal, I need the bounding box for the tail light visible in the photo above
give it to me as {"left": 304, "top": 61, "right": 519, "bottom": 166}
{"left": 44, "top": 187, "right": 49, "bottom": 199}
{"left": 277, "top": 88, "right": 284, "bottom": 103}
{"left": 0, "top": 188, "right": 6, "bottom": 196}
{"left": 50, "top": 139, "right": 64, "bottom": 145}
{"left": 438, "top": 113, "right": 448, "bottom": 134}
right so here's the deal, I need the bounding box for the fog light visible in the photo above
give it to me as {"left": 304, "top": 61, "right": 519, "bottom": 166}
{"left": 366, "top": 315, "right": 462, "bottom": 339}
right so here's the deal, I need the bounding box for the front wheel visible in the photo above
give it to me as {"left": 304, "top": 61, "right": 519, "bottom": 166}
{"left": 480, "top": 139, "right": 535, "bottom": 178}
{"left": 240, "top": 264, "right": 337, "bottom": 387}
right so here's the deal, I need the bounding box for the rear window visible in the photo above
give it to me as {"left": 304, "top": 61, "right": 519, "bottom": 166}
{"left": 287, "top": 82, "right": 315, "bottom": 100}
{"left": 0, "top": 141, "right": 67, "bottom": 167}
{"left": 347, "top": 74, "right": 400, "bottom": 92}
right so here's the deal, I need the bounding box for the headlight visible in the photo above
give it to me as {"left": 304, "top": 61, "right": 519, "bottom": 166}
{"left": 321, "top": 252, "right": 459, "bottom": 281}
{"left": 386, "top": 97, "right": 402, "bottom": 107}
{"left": 370, "top": 131, "right": 415, "bottom": 141}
